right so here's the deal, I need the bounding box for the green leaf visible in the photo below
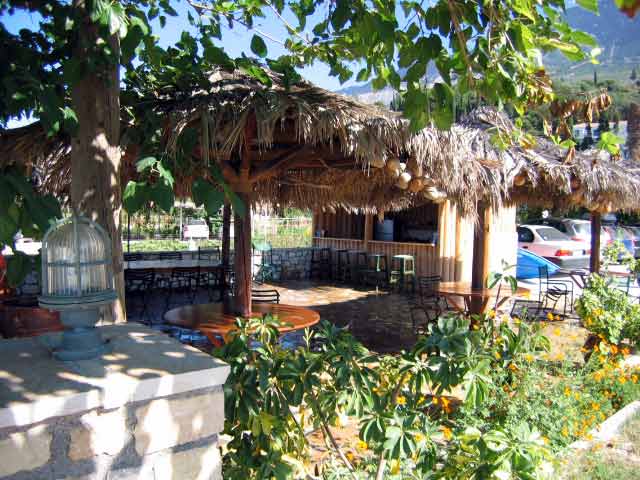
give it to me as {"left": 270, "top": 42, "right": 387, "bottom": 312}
{"left": 331, "top": 0, "right": 350, "bottom": 30}
{"left": 192, "top": 179, "right": 224, "bottom": 216}
{"left": 577, "top": 0, "right": 599, "bottom": 14}
{"left": 0, "top": 177, "right": 15, "bottom": 216}
{"left": 0, "top": 215, "right": 18, "bottom": 246}
{"left": 597, "top": 131, "right": 624, "bottom": 155}
{"left": 150, "top": 180, "right": 174, "bottom": 213}
{"left": 250, "top": 35, "right": 268, "bottom": 58}
{"left": 6, "top": 252, "right": 31, "bottom": 287}
{"left": 122, "top": 181, "right": 150, "bottom": 214}
{"left": 136, "top": 156, "right": 157, "bottom": 172}
{"left": 570, "top": 30, "right": 597, "bottom": 47}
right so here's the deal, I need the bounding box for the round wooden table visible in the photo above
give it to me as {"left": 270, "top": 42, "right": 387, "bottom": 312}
{"left": 434, "top": 281, "right": 531, "bottom": 314}
{"left": 163, "top": 302, "right": 321, "bottom": 346}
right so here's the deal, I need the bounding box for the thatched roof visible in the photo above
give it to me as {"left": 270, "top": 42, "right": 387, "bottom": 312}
{"left": 2, "top": 69, "right": 640, "bottom": 215}
{"left": 0, "top": 68, "right": 505, "bottom": 215}
{"left": 452, "top": 108, "right": 640, "bottom": 213}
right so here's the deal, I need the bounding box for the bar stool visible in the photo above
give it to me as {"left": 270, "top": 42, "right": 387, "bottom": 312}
{"left": 351, "top": 250, "right": 368, "bottom": 285}
{"left": 390, "top": 254, "right": 416, "bottom": 293}
{"left": 310, "top": 247, "right": 332, "bottom": 280}
{"left": 361, "top": 253, "right": 389, "bottom": 288}
{"left": 334, "top": 249, "right": 351, "bottom": 282}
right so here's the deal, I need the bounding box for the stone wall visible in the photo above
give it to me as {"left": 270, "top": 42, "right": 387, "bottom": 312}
{"left": 0, "top": 324, "right": 229, "bottom": 480}
{"left": 0, "top": 387, "right": 223, "bottom": 480}
{"left": 271, "top": 247, "right": 313, "bottom": 280}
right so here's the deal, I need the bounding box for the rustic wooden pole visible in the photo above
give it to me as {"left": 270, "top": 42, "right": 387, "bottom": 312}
{"left": 470, "top": 202, "right": 489, "bottom": 314}
{"left": 590, "top": 212, "right": 601, "bottom": 274}
{"left": 222, "top": 200, "right": 231, "bottom": 268}
{"left": 233, "top": 192, "right": 252, "bottom": 317}
{"left": 363, "top": 213, "right": 374, "bottom": 250}
{"left": 454, "top": 211, "right": 463, "bottom": 281}
{"left": 231, "top": 113, "right": 256, "bottom": 317}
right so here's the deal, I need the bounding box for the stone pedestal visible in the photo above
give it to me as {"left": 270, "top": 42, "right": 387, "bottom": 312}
{"left": 0, "top": 324, "right": 229, "bottom": 480}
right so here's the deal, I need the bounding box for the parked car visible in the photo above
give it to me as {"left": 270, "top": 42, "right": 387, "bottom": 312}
{"left": 517, "top": 224, "right": 590, "bottom": 268}
{"left": 183, "top": 218, "right": 210, "bottom": 240}
{"left": 529, "top": 218, "right": 610, "bottom": 247}
{"left": 516, "top": 248, "right": 560, "bottom": 279}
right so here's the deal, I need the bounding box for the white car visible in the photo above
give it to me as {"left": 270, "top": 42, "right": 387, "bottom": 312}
{"left": 517, "top": 224, "right": 590, "bottom": 268}
{"left": 183, "top": 218, "right": 210, "bottom": 240}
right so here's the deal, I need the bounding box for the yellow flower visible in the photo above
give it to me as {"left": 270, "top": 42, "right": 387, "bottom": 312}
{"left": 441, "top": 426, "right": 453, "bottom": 440}
{"left": 432, "top": 396, "right": 440, "bottom": 405}
{"left": 488, "top": 309, "right": 496, "bottom": 319}
{"left": 546, "top": 312, "right": 554, "bottom": 321}
{"left": 356, "top": 440, "right": 368, "bottom": 451}
{"left": 494, "top": 351, "right": 502, "bottom": 360}
{"left": 542, "top": 436, "right": 549, "bottom": 445}
{"left": 561, "top": 426, "right": 569, "bottom": 437}
{"left": 619, "top": 376, "right": 627, "bottom": 385}
{"left": 594, "top": 371, "right": 603, "bottom": 382}
{"left": 555, "top": 352, "right": 566, "bottom": 361}
{"left": 574, "top": 392, "right": 581, "bottom": 400}
{"left": 396, "top": 395, "right": 407, "bottom": 406}
{"left": 591, "top": 402, "right": 600, "bottom": 411}
{"left": 632, "top": 375, "right": 638, "bottom": 384}
{"left": 414, "top": 433, "right": 425, "bottom": 443}
{"left": 513, "top": 316, "right": 521, "bottom": 325}
{"left": 441, "top": 396, "right": 452, "bottom": 414}
{"left": 610, "top": 344, "right": 619, "bottom": 355}
{"left": 622, "top": 347, "right": 631, "bottom": 356}
{"left": 524, "top": 353, "right": 534, "bottom": 363}
{"left": 564, "top": 386, "right": 572, "bottom": 397}
{"left": 346, "top": 451, "right": 354, "bottom": 462}
{"left": 508, "top": 363, "right": 518, "bottom": 372}
{"left": 553, "top": 328, "right": 561, "bottom": 336}
{"left": 555, "top": 315, "right": 561, "bottom": 322}
{"left": 390, "top": 459, "right": 401, "bottom": 474}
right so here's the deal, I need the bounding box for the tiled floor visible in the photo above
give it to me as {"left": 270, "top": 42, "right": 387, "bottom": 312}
{"left": 127, "top": 276, "right": 596, "bottom": 354}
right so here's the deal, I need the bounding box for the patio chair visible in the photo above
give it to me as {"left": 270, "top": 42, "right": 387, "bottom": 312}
{"left": 538, "top": 266, "right": 574, "bottom": 315}
{"left": 410, "top": 275, "right": 448, "bottom": 331}
{"left": 253, "top": 242, "right": 282, "bottom": 283}
{"left": 163, "top": 267, "right": 200, "bottom": 312}
{"left": 124, "top": 268, "right": 156, "bottom": 323}
{"left": 251, "top": 288, "right": 280, "bottom": 304}
{"left": 310, "top": 247, "right": 332, "bottom": 280}
{"left": 199, "top": 266, "right": 225, "bottom": 302}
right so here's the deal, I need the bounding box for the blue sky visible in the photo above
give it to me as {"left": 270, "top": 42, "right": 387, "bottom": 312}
{"left": 1, "top": 1, "right": 364, "bottom": 127}
{"left": 1, "top": 0, "right": 354, "bottom": 91}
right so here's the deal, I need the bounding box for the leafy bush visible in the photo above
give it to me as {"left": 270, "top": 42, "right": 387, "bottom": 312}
{"left": 215, "top": 313, "right": 562, "bottom": 479}
{"left": 575, "top": 274, "right": 640, "bottom": 346}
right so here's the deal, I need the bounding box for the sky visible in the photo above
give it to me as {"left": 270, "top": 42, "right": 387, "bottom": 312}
{"left": 1, "top": 0, "right": 355, "bottom": 90}
{"left": 1, "top": 1, "right": 364, "bottom": 127}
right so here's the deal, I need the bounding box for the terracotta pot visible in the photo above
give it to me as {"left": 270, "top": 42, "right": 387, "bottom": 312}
{"left": 0, "top": 297, "right": 63, "bottom": 338}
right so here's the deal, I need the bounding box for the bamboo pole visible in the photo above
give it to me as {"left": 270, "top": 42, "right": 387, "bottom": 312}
{"left": 590, "top": 212, "right": 601, "bottom": 273}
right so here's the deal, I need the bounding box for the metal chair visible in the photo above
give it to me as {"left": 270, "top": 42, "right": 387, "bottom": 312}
{"left": 124, "top": 269, "right": 156, "bottom": 323}
{"left": 310, "top": 247, "right": 332, "bottom": 280}
{"left": 164, "top": 267, "right": 200, "bottom": 312}
{"left": 199, "top": 266, "right": 225, "bottom": 302}
{"left": 253, "top": 242, "right": 282, "bottom": 283}
{"left": 251, "top": 288, "right": 280, "bottom": 304}
{"left": 360, "top": 253, "right": 389, "bottom": 288}
{"left": 410, "top": 275, "right": 448, "bottom": 331}
{"left": 538, "top": 266, "right": 573, "bottom": 316}
{"left": 389, "top": 254, "right": 416, "bottom": 292}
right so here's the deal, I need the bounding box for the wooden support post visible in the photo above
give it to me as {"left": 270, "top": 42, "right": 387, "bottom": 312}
{"left": 363, "top": 213, "right": 374, "bottom": 251}
{"left": 454, "top": 212, "right": 463, "bottom": 281}
{"left": 590, "top": 212, "right": 601, "bottom": 274}
{"left": 233, "top": 192, "right": 252, "bottom": 317}
{"left": 470, "top": 203, "right": 489, "bottom": 314}
{"left": 222, "top": 201, "right": 231, "bottom": 269}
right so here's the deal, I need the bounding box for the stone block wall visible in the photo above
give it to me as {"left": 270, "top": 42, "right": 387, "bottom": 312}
{"left": 0, "top": 387, "right": 224, "bottom": 480}
{"left": 271, "top": 247, "right": 313, "bottom": 280}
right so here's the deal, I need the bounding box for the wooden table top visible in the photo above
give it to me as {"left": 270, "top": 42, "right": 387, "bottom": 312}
{"left": 435, "top": 281, "right": 530, "bottom": 298}
{"left": 164, "top": 302, "right": 321, "bottom": 337}
{"left": 124, "top": 259, "right": 222, "bottom": 271}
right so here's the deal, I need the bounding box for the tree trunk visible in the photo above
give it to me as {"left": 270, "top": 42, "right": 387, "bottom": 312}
{"left": 70, "top": 6, "right": 125, "bottom": 323}
{"left": 628, "top": 103, "right": 640, "bottom": 163}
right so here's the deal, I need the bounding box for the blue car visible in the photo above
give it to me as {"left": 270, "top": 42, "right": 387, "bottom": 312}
{"left": 516, "top": 248, "right": 560, "bottom": 279}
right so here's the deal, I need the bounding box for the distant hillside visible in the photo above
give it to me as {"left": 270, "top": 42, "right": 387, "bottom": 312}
{"left": 547, "top": 0, "right": 640, "bottom": 82}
